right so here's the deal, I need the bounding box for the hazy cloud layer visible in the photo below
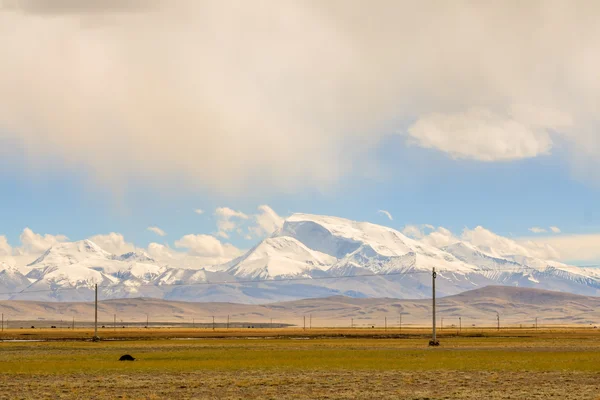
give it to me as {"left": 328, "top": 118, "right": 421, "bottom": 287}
{"left": 1, "top": 1, "right": 599, "bottom": 193}
{"left": 2, "top": 0, "right": 160, "bottom": 14}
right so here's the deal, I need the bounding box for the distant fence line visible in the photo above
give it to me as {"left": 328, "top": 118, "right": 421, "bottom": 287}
{"left": 1, "top": 312, "right": 592, "bottom": 331}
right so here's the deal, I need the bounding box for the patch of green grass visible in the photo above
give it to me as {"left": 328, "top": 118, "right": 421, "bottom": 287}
{"left": 1, "top": 336, "right": 600, "bottom": 375}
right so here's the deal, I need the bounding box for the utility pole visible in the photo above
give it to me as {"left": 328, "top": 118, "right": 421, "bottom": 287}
{"left": 459, "top": 317, "right": 462, "bottom": 333}
{"left": 303, "top": 315, "right": 306, "bottom": 331}
{"left": 93, "top": 284, "right": 99, "bottom": 341}
{"left": 72, "top": 316, "right": 75, "bottom": 330}
{"left": 227, "top": 315, "right": 230, "bottom": 329}
{"left": 496, "top": 313, "right": 500, "bottom": 331}
{"left": 212, "top": 316, "right": 215, "bottom": 331}
{"left": 146, "top": 314, "right": 149, "bottom": 328}
{"left": 384, "top": 317, "right": 387, "bottom": 331}
{"left": 399, "top": 314, "right": 402, "bottom": 332}
{"left": 429, "top": 267, "right": 438, "bottom": 346}
{"left": 441, "top": 317, "right": 444, "bottom": 331}
{"left": 114, "top": 314, "right": 116, "bottom": 332}
{"left": 535, "top": 317, "right": 538, "bottom": 330}
{"left": 2, "top": 313, "right": 4, "bottom": 332}
{"left": 309, "top": 314, "right": 312, "bottom": 329}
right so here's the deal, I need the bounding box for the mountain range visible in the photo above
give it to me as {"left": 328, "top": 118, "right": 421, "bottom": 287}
{"left": 1, "top": 213, "right": 600, "bottom": 303}
{"left": 1, "top": 286, "right": 599, "bottom": 327}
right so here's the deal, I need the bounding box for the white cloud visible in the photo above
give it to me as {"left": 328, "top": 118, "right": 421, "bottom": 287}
{"left": 194, "top": 209, "right": 204, "bottom": 215}
{"left": 402, "top": 225, "right": 423, "bottom": 239}
{"left": 0, "top": 235, "right": 12, "bottom": 256}
{"left": 2, "top": 2, "right": 600, "bottom": 193}
{"left": 214, "top": 207, "right": 249, "bottom": 239}
{"left": 462, "top": 226, "right": 560, "bottom": 260}
{"left": 413, "top": 224, "right": 563, "bottom": 261}
{"left": 377, "top": 210, "right": 393, "bottom": 221}
{"left": 19, "top": 228, "right": 68, "bottom": 254}
{"left": 147, "top": 226, "right": 166, "bottom": 237}
{"left": 248, "top": 205, "right": 284, "bottom": 238}
{"left": 520, "top": 233, "right": 600, "bottom": 263}
{"left": 407, "top": 107, "right": 555, "bottom": 161}
{"left": 149, "top": 240, "right": 242, "bottom": 269}
{"left": 421, "top": 227, "right": 459, "bottom": 249}
{"left": 550, "top": 226, "right": 561, "bottom": 234}
{"left": 88, "top": 232, "right": 135, "bottom": 255}
{"left": 402, "top": 224, "right": 438, "bottom": 240}
{"left": 528, "top": 227, "right": 547, "bottom": 234}
{"left": 175, "top": 234, "right": 227, "bottom": 257}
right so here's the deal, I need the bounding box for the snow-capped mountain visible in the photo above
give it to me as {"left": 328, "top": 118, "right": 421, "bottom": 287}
{"left": 0, "top": 262, "right": 31, "bottom": 294}
{"left": 2, "top": 213, "right": 600, "bottom": 302}
{"left": 225, "top": 236, "right": 336, "bottom": 280}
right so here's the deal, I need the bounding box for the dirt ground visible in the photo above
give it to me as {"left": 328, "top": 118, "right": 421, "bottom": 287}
{"left": 2, "top": 370, "right": 599, "bottom": 400}
{"left": 1, "top": 330, "right": 600, "bottom": 399}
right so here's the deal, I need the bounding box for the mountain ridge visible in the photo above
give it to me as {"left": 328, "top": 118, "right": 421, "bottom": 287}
{"left": 1, "top": 213, "right": 599, "bottom": 303}
{"left": 1, "top": 286, "right": 599, "bottom": 326}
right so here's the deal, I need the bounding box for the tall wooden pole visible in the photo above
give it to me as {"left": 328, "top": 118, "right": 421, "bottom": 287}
{"left": 94, "top": 284, "right": 98, "bottom": 340}
{"left": 497, "top": 313, "right": 500, "bottom": 331}
{"left": 432, "top": 268, "right": 437, "bottom": 343}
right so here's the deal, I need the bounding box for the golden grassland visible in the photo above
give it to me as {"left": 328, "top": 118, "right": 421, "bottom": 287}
{"left": 0, "top": 325, "right": 597, "bottom": 340}
{"left": 1, "top": 328, "right": 600, "bottom": 399}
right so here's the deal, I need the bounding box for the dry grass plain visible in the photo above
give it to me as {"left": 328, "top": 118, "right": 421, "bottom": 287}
{"left": 1, "top": 328, "right": 600, "bottom": 399}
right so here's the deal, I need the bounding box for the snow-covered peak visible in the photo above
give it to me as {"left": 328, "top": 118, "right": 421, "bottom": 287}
{"left": 227, "top": 236, "right": 335, "bottom": 279}
{"left": 118, "top": 251, "right": 156, "bottom": 264}
{"left": 29, "top": 239, "right": 114, "bottom": 267}
{"left": 282, "top": 213, "right": 413, "bottom": 257}
{"left": 0, "top": 261, "right": 16, "bottom": 271}
{"left": 281, "top": 213, "right": 476, "bottom": 273}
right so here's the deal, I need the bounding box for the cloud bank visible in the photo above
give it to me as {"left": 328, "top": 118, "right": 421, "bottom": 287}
{"left": 1, "top": 1, "right": 600, "bottom": 193}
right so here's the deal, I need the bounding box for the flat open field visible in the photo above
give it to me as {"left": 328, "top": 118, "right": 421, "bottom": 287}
{"left": 1, "top": 328, "right": 600, "bottom": 399}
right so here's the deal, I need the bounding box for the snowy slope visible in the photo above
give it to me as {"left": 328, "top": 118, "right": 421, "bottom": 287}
{"left": 3, "top": 214, "right": 600, "bottom": 302}
{"left": 281, "top": 214, "right": 477, "bottom": 274}
{"left": 0, "top": 263, "right": 32, "bottom": 299}
{"left": 226, "top": 236, "right": 336, "bottom": 279}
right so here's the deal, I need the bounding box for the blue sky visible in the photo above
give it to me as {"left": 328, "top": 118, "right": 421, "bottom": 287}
{"left": 1, "top": 2, "right": 600, "bottom": 265}
{"left": 1, "top": 133, "right": 599, "bottom": 265}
